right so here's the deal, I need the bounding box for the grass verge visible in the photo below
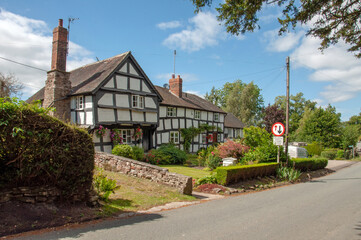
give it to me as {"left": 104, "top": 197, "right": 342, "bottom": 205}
{"left": 99, "top": 170, "right": 196, "bottom": 216}
{"left": 160, "top": 165, "right": 212, "bottom": 179}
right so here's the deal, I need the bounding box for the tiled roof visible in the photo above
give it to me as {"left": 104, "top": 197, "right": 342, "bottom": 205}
{"left": 154, "top": 86, "right": 200, "bottom": 109}
{"left": 154, "top": 86, "right": 226, "bottom": 113}
{"left": 27, "top": 52, "right": 130, "bottom": 103}
{"left": 224, "top": 113, "right": 245, "bottom": 129}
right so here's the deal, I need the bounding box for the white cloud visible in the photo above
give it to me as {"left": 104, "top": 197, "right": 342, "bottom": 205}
{"left": 162, "top": 12, "right": 225, "bottom": 52}
{"left": 156, "top": 21, "right": 181, "bottom": 30}
{"left": 0, "top": 9, "right": 94, "bottom": 99}
{"left": 291, "top": 36, "right": 361, "bottom": 103}
{"left": 264, "top": 29, "right": 304, "bottom": 52}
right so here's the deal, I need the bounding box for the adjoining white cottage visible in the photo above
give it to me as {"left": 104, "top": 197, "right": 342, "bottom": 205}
{"left": 27, "top": 19, "right": 246, "bottom": 154}
{"left": 224, "top": 113, "right": 245, "bottom": 140}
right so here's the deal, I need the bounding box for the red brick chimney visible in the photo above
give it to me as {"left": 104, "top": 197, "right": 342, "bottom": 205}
{"left": 43, "top": 19, "right": 71, "bottom": 121}
{"left": 169, "top": 74, "right": 183, "bottom": 98}
{"left": 51, "top": 19, "right": 68, "bottom": 71}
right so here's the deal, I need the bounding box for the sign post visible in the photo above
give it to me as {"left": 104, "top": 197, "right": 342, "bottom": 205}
{"left": 272, "top": 122, "right": 285, "bottom": 163}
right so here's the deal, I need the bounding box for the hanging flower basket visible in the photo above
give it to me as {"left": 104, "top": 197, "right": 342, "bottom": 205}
{"left": 133, "top": 127, "right": 143, "bottom": 141}
{"left": 95, "top": 125, "right": 107, "bottom": 138}
{"left": 110, "top": 129, "right": 123, "bottom": 145}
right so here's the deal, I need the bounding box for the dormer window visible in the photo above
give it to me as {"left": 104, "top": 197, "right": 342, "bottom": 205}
{"left": 132, "top": 95, "right": 144, "bottom": 109}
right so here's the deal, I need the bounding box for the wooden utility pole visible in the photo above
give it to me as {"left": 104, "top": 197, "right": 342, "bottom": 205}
{"left": 285, "top": 56, "right": 290, "bottom": 165}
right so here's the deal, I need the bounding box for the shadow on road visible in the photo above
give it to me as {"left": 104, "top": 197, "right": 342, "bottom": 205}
{"left": 308, "top": 177, "right": 361, "bottom": 184}
{"left": 355, "top": 221, "right": 361, "bottom": 236}
{"left": 21, "top": 213, "right": 163, "bottom": 240}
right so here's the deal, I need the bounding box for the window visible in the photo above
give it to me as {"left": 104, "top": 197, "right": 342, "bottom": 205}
{"left": 170, "top": 131, "right": 180, "bottom": 144}
{"left": 201, "top": 134, "right": 207, "bottom": 144}
{"left": 76, "top": 96, "right": 84, "bottom": 109}
{"left": 235, "top": 129, "right": 241, "bottom": 138}
{"left": 132, "top": 95, "right": 144, "bottom": 109}
{"left": 167, "top": 107, "right": 176, "bottom": 117}
{"left": 214, "top": 113, "right": 220, "bottom": 122}
{"left": 195, "top": 110, "right": 201, "bottom": 119}
{"left": 121, "top": 129, "right": 132, "bottom": 144}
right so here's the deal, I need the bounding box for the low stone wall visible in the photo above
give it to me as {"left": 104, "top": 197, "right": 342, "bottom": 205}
{"left": 0, "top": 186, "right": 61, "bottom": 204}
{"left": 95, "top": 152, "right": 193, "bottom": 195}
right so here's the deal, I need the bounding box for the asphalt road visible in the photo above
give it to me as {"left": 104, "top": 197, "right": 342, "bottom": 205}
{"left": 16, "top": 162, "right": 361, "bottom": 240}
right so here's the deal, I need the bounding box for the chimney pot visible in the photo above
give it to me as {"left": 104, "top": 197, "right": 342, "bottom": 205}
{"left": 59, "top": 19, "right": 63, "bottom": 27}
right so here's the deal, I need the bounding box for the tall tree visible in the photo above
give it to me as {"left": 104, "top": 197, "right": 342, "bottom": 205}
{"left": 222, "top": 81, "right": 264, "bottom": 126}
{"left": 205, "top": 86, "right": 221, "bottom": 107}
{"left": 275, "top": 92, "right": 316, "bottom": 137}
{"left": 0, "top": 73, "right": 23, "bottom": 98}
{"left": 262, "top": 104, "right": 285, "bottom": 133}
{"left": 191, "top": 0, "right": 361, "bottom": 57}
{"left": 296, "top": 105, "right": 342, "bottom": 147}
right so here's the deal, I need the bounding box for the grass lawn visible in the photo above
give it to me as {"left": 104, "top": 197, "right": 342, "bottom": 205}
{"left": 99, "top": 169, "right": 196, "bottom": 216}
{"left": 160, "top": 165, "right": 212, "bottom": 179}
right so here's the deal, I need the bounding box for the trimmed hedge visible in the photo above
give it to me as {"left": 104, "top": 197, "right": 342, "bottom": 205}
{"left": 288, "top": 158, "right": 328, "bottom": 171}
{"left": 321, "top": 150, "right": 337, "bottom": 160}
{"left": 0, "top": 99, "right": 94, "bottom": 201}
{"left": 216, "top": 163, "right": 279, "bottom": 186}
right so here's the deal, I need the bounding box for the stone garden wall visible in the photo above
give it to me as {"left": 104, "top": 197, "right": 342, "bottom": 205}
{"left": 94, "top": 152, "right": 193, "bottom": 195}
{"left": 0, "top": 186, "right": 60, "bottom": 204}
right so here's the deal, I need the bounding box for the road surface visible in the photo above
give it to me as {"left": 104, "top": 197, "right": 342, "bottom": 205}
{"left": 16, "top": 162, "right": 361, "bottom": 240}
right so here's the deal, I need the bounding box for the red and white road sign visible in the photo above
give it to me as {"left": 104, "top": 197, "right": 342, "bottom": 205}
{"left": 272, "top": 122, "right": 285, "bottom": 136}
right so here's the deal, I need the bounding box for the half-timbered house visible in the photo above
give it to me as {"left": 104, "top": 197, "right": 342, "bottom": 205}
{"left": 27, "top": 19, "right": 245, "bottom": 154}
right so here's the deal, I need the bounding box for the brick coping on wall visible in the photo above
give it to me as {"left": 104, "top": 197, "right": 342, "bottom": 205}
{"left": 94, "top": 152, "right": 192, "bottom": 195}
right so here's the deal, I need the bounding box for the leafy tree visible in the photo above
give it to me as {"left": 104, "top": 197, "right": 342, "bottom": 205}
{"left": 206, "top": 80, "right": 264, "bottom": 126}
{"left": 190, "top": 0, "right": 361, "bottom": 57}
{"left": 275, "top": 92, "right": 316, "bottom": 138}
{"left": 243, "top": 126, "right": 271, "bottom": 149}
{"left": 204, "top": 86, "right": 221, "bottom": 107}
{"left": 296, "top": 105, "right": 342, "bottom": 148}
{"left": 262, "top": 104, "right": 285, "bottom": 133}
{"left": 0, "top": 73, "right": 23, "bottom": 98}
{"left": 341, "top": 125, "right": 359, "bottom": 150}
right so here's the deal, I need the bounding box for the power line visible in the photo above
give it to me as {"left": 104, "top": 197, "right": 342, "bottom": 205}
{"left": 0, "top": 56, "right": 48, "bottom": 72}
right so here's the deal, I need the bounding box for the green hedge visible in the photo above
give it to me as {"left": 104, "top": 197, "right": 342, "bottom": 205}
{"left": 288, "top": 158, "right": 328, "bottom": 171}
{"left": 321, "top": 150, "right": 337, "bottom": 160}
{"left": 216, "top": 163, "right": 279, "bottom": 185}
{"left": 0, "top": 99, "right": 94, "bottom": 200}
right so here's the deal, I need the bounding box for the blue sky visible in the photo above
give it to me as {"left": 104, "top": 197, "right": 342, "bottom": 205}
{"left": 0, "top": 0, "right": 360, "bottom": 121}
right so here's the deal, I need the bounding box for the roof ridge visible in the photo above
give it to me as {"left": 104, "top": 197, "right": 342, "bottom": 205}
{"left": 69, "top": 51, "right": 130, "bottom": 73}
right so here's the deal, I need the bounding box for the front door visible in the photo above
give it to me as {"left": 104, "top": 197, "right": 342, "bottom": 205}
{"left": 142, "top": 129, "right": 151, "bottom": 151}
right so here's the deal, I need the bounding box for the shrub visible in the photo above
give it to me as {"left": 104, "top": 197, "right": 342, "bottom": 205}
{"left": 217, "top": 140, "right": 250, "bottom": 159}
{"left": 321, "top": 150, "right": 337, "bottom": 160}
{"left": 305, "top": 142, "right": 323, "bottom": 157}
{"left": 336, "top": 150, "right": 344, "bottom": 159}
{"left": 131, "top": 146, "right": 144, "bottom": 161}
{"left": 196, "top": 175, "right": 217, "bottom": 185}
{"left": 242, "top": 144, "right": 286, "bottom": 163}
{"left": 288, "top": 158, "right": 328, "bottom": 171}
{"left": 143, "top": 144, "right": 186, "bottom": 165}
{"left": 276, "top": 166, "right": 301, "bottom": 182}
{"left": 93, "top": 168, "right": 119, "bottom": 201}
{"left": 206, "top": 151, "right": 222, "bottom": 170}
{"left": 197, "top": 146, "right": 216, "bottom": 167}
{"left": 216, "top": 163, "right": 279, "bottom": 185}
{"left": 112, "top": 144, "right": 133, "bottom": 158}
{"left": 157, "top": 144, "right": 187, "bottom": 165}
{"left": 0, "top": 98, "right": 94, "bottom": 200}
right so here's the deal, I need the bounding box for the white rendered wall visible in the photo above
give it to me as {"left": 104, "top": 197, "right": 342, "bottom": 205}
{"left": 116, "top": 94, "right": 129, "bottom": 108}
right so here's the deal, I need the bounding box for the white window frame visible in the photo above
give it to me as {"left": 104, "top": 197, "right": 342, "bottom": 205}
{"left": 195, "top": 110, "right": 201, "bottom": 119}
{"left": 76, "top": 96, "right": 84, "bottom": 110}
{"left": 167, "top": 107, "right": 177, "bottom": 117}
{"left": 132, "top": 95, "right": 144, "bottom": 109}
{"left": 170, "top": 131, "right": 180, "bottom": 144}
{"left": 121, "top": 129, "right": 132, "bottom": 144}
{"left": 214, "top": 113, "right": 220, "bottom": 122}
{"left": 201, "top": 134, "right": 207, "bottom": 144}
